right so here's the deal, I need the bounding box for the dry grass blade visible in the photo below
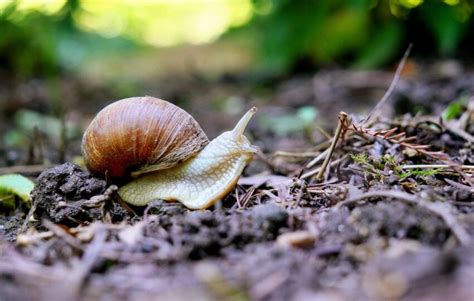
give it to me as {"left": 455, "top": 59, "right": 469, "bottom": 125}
{"left": 240, "top": 186, "right": 256, "bottom": 208}
{"left": 382, "top": 127, "right": 398, "bottom": 138}
{"left": 399, "top": 136, "right": 417, "bottom": 143}
{"left": 387, "top": 132, "right": 407, "bottom": 141}
{"left": 301, "top": 155, "right": 348, "bottom": 180}
{"left": 407, "top": 144, "right": 431, "bottom": 150}
{"left": 360, "top": 44, "right": 412, "bottom": 126}
{"left": 306, "top": 149, "right": 329, "bottom": 168}
{"left": 444, "top": 178, "right": 474, "bottom": 192}
{"left": 402, "top": 164, "right": 474, "bottom": 171}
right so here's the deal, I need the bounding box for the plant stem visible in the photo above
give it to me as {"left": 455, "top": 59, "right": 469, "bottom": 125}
{"left": 316, "top": 112, "right": 348, "bottom": 181}
{"left": 401, "top": 164, "right": 474, "bottom": 170}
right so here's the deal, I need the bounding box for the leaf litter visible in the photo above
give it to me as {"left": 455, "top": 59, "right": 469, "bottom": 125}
{"left": 1, "top": 62, "right": 474, "bottom": 301}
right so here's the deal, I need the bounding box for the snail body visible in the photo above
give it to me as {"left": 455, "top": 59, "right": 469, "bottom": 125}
{"left": 82, "top": 96, "right": 257, "bottom": 209}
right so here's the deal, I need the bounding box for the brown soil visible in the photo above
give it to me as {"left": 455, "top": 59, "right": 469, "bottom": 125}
{"left": 1, "top": 63, "right": 473, "bottom": 301}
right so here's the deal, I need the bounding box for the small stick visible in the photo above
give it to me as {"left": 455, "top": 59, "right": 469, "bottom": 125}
{"left": 16, "top": 231, "right": 54, "bottom": 246}
{"left": 304, "top": 142, "right": 332, "bottom": 168}
{"left": 240, "top": 186, "right": 256, "bottom": 208}
{"left": 274, "top": 151, "right": 321, "bottom": 158}
{"left": 443, "top": 120, "right": 474, "bottom": 143}
{"left": 19, "top": 200, "right": 37, "bottom": 234}
{"left": 306, "top": 149, "right": 329, "bottom": 168}
{"left": 401, "top": 164, "right": 474, "bottom": 170}
{"left": 316, "top": 126, "right": 333, "bottom": 140}
{"left": 315, "top": 112, "right": 348, "bottom": 181}
{"left": 262, "top": 190, "right": 283, "bottom": 203}
{"left": 235, "top": 186, "right": 242, "bottom": 209}
{"left": 360, "top": 44, "right": 412, "bottom": 126}
{"left": 301, "top": 155, "right": 348, "bottom": 180}
{"left": 42, "top": 219, "right": 84, "bottom": 250}
{"left": 445, "top": 178, "right": 473, "bottom": 192}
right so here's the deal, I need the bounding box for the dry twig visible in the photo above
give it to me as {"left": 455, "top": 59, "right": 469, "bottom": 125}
{"left": 360, "top": 44, "right": 412, "bottom": 126}
{"left": 350, "top": 125, "right": 450, "bottom": 161}
{"left": 313, "top": 112, "right": 349, "bottom": 181}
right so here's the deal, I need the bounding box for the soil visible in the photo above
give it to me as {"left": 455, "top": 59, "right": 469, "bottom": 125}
{"left": 1, "top": 62, "right": 474, "bottom": 301}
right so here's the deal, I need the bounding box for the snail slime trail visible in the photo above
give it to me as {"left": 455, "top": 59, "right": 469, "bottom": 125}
{"left": 82, "top": 96, "right": 258, "bottom": 209}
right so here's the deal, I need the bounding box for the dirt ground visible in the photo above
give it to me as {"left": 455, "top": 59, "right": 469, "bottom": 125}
{"left": 0, "top": 61, "right": 473, "bottom": 301}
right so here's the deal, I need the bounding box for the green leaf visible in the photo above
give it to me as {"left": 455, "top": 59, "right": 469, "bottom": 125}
{"left": 310, "top": 7, "right": 370, "bottom": 63}
{"left": 0, "top": 174, "right": 35, "bottom": 203}
{"left": 353, "top": 21, "right": 403, "bottom": 69}
{"left": 252, "top": 1, "right": 332, "bottom": 72}
{"left": 420, "top": 2, "right": 467, "bottom": 56}
{"left": 442, "top": 101, "right": 463, "bottom": 120}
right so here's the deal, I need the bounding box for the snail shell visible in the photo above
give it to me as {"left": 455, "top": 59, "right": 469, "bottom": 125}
{"left": 82, "top": 96, "right": 209, "bottom": 178}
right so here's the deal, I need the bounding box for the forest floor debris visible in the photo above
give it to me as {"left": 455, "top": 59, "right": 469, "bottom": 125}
{"left": 1, "top": 65, "right": 473, "bottom": 300}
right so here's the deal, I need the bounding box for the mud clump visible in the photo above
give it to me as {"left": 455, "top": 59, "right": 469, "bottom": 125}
{"left": 0, "top": 213, "right": 24, "bottom": 241}
{"left": 317, "top": 201, "right": 450, "bottom": 252}
{"left": 30, "top": 163, "right": 109, "bottom": 226}
{"left": 143, "top": 203, "right": 290, "bottom": 260}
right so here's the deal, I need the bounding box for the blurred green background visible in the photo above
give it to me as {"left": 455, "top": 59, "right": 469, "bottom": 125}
{"left": 1, "top": 0, "right": 473, "bottom": 78}
{"left": 0, "top": 0, "right": 473, "bottom": 165}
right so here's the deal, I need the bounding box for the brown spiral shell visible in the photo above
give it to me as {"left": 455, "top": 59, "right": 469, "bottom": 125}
{"left": 81, "top": 96, "right": 209, "bottom": 178}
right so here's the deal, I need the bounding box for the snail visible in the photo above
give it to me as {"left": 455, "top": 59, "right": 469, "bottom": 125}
{"left": 82, "top": 96, "right": 258, "bottom": 209}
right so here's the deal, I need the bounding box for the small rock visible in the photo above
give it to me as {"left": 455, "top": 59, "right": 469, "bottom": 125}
{"left": 277, "top": 230, "right": 316, "bottom": 248}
